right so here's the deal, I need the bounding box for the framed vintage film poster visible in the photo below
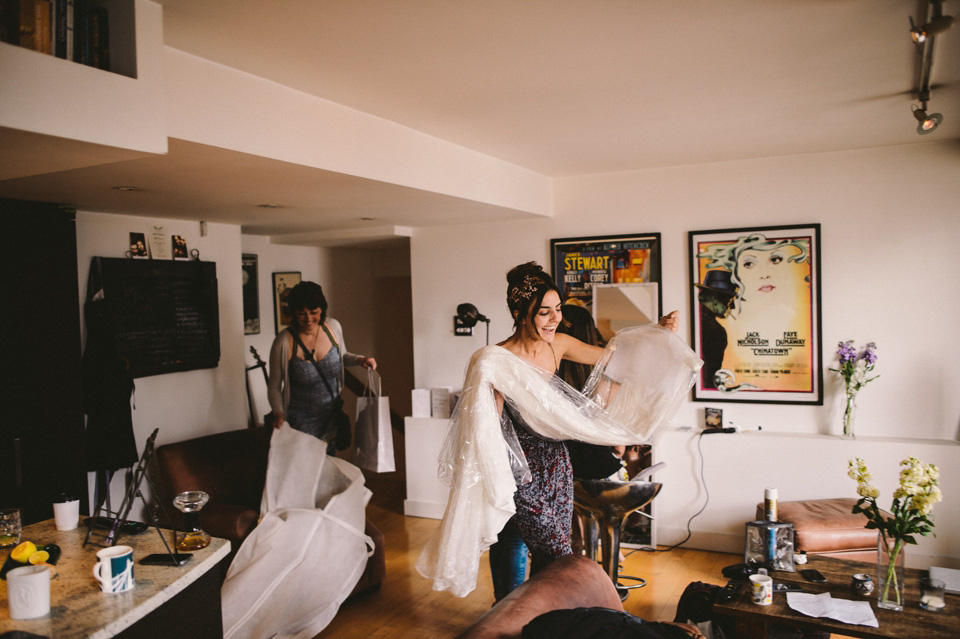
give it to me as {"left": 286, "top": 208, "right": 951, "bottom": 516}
{"left": 689, "top": 224, "right": 822, "bottom": 404}
{"left": 242, "top": 254, "right": 260, "bottom": 335}
{"left": 272, "top": 271, "right": 301, "bottom": 334}
{"left": 550, "top": 233, "right": 662, "bottom": 313}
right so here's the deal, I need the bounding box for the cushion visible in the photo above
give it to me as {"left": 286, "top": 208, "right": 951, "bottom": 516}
{"left": 757, "top": 498, "right": 885, "bottom": 554}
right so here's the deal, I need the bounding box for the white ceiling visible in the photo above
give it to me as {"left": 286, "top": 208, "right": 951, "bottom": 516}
{"left": 2, "top": 0, "right": 957, "bottom": 240}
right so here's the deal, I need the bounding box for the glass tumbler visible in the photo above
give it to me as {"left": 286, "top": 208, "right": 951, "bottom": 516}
{"left": 0, "top": 508, "right": 22, "bottom": 548}
{"left": 920, "top": 577, "right": 946, "bottom": 611}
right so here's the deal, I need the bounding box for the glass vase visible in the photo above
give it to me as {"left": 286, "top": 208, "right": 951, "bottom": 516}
{"left": 877, "top": 537, "right": 905, "bottom": 611}
{"left": 842, "top": 393, "right": 857, "bottom": 439}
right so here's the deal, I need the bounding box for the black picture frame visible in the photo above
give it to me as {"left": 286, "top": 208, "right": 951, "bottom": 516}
{"left": 272, "top": 271, "right": 301, "bottom": 334}
{"left": 689, "top": 223, "right": 822, "bottom": 404}
{"left": 242, "top": 254, "right": 260, "bottom": 335}
{"left": 550, "top": 233, "right": 662, "bottom": 314}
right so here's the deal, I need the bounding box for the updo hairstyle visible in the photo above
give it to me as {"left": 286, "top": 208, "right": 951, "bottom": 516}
{"left": 505, "top": 262, "right": 561, "bottom": 332}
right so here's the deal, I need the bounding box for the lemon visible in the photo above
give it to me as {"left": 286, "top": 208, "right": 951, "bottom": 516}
{"left": 28, "top": 550, "right": 50, "bottom": 564}
{"left": 10, "top": 540, "right": 37, "bottom": 563}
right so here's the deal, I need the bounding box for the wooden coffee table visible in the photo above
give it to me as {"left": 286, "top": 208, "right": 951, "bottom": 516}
{"left": 713, "top": 555, "right": 959, "bottom": 639}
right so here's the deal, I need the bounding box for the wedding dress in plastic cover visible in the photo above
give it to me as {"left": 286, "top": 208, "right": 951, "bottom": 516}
{"left": 416, "top": 324, "right": 702, "bottom": 597}
{"left": 222, "top": 425, "right": 374, "bottom": 639}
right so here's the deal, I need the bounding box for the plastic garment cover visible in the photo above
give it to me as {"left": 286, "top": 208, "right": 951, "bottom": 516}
{"left": 416, "top": 324, "right": 701, "bottom": 597}
{"left": 222, "top": 425, "right": 374, "bottom": 639}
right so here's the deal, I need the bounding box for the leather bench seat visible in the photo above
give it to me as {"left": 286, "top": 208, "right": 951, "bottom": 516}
{"left": 756, "top": 498, "right": 889, "bottom": 562}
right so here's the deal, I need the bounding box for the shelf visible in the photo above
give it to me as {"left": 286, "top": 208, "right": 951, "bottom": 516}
{"left": 0, "top": 0, "right": 166, "bottom": 179}
{"left": 668, "top": 426, "right": 960, "bottom": 447}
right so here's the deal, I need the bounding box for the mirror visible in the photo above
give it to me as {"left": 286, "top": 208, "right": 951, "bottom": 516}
{"left": 591, "top": 283, "right": 659, "bottom": 342}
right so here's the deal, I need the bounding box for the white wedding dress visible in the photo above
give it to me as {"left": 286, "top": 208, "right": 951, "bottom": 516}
{"left": 221, "top": 425, "right": 374, "bottom": 639}
{"left": 416, "top": 324, "right": 701, "bottom": 597}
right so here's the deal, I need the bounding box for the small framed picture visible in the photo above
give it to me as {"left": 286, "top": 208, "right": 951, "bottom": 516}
{"left": 172, "top": 235, "right": 189, "bottom": 260}
{"left": 705, "top": 407, "right": 723, "bottom": 429}
{"left": 129, "top": 232, "right": 147, "bottom": 258}
{"left": 148, "top": 225, "right": 170, "bottom": 259}
{"left": 273, "top": 272, "right": 301, "bottom": 334}
{"left": 242, "top": 254, "right": 260, "bottom": 335}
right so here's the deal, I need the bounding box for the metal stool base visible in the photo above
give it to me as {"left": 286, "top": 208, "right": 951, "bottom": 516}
{"left": 616, "top": 574, "right": 647, "bottom": 601}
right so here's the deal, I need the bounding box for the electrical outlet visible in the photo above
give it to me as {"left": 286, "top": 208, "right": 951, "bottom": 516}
{"left": 454, "top": 316, "right": 473, "bottom": 336}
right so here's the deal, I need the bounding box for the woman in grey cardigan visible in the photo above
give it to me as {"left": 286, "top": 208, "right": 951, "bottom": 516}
{"left": 267, "top": 281, "right": 376, "bottom": 447}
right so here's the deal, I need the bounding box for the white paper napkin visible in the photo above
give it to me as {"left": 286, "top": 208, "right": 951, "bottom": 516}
{"left": 786, "top": 592, "right": 879, "bottom": 628}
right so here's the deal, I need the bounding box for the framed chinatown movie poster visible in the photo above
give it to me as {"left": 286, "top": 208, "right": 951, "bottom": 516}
{"left": 689, "top": 224, "right": 822, "bottom": 404}
{"left": 550, "top": 233, "right": 662, "bottom": 314}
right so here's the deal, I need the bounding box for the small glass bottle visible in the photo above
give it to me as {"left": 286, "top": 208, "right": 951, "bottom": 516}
{"left": 764, "top": 488, "right": 778, "bottom": 522}
{"left": 764, "top": 488, "right": 778, "bottom": 566}
{"left": 173, "top": 491, "right": 211, "bottom": 551}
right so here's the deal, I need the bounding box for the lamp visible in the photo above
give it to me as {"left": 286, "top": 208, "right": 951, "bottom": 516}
{"left": 908, "top": 1, "right": 953, "bottom": 135}
{"left": 455, "top": 303, "right": 490, "bottom": 344}
{"left": 913, "top": 104, "right": 943, "bottom": 134}
{"left": 910, "top": 13, "right": 955, "bottom": 43}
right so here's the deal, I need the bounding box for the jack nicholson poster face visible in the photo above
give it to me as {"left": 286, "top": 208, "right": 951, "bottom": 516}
{"left": 689, "top": 224, "right": 822, "bottom": 405}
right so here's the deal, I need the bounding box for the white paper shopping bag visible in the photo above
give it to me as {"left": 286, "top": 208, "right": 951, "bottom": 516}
{"left": 354, "top": 369, "right": 396, "bottom": 473}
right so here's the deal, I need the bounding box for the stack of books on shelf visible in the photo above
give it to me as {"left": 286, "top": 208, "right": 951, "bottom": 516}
{"left": 0, "top": 0, "right": 110, "bottom": 70}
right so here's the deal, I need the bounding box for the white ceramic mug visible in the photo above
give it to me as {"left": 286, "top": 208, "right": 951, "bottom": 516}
{"left": 750, "top": 573, "right": 773, "bottom": 605}
{"left": 53, "top": 498, "right": 80, "bottom": 531}
{"left": 93, "top": 545, "right": 135, "bottom": 593}
{"left": 7, "top": 564, "right": 51, "bottom": 619}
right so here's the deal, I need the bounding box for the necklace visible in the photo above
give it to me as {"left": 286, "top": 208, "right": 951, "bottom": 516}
{"left": 298, "top": 324, "right": 322, "bottom": 360}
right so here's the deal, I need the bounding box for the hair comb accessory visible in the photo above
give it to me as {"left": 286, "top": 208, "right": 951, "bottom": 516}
{"left": 508, "top": 273, "right": 544, "bottom": 306}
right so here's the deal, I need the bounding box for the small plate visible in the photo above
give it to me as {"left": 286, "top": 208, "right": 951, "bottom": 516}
{"left": 1, "top": 543, "right": 61, "bottom": 580}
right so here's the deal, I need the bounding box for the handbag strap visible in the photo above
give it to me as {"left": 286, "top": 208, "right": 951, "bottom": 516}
{"left": 320, "top": 323, "right": 339, "bottom": 350}
{"left": 290, "top": 330, "right": 340, "bottom": 419}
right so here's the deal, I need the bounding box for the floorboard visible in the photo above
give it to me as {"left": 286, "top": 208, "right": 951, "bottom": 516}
{"left": 315, "top": 476, "right": 743, "bottom": 638}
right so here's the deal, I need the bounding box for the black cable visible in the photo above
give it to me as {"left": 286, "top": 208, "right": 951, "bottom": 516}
{"left": 632, "top": 430, "right": 710, "bottom": 553}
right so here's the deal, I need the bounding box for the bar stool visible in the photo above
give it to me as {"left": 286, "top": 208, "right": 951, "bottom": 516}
{"left": 573, "top": 479, "right": 662, "bottom": 601}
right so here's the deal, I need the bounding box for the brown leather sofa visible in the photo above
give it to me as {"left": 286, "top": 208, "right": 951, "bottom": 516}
{"left": 456, "top": 555, "right": 701, "bottom": 639}
{"left": 154, "top": 427, "right": 385, "bottom": 595}
{"left": 756, "top": 498, "right": 889, "bottom": 562}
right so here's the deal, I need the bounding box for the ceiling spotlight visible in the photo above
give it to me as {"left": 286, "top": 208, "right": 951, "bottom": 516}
{"left": 257, "top": 203, "right": 281, "bottom": 209}
{"left": 910, "top": 13, "right": 955, "bottom": 43}
{"left": 112, "top": 185, "right": 139, "bottom": 192}
{"left": 912, "top": 105, "right": 943, "bottom": 134}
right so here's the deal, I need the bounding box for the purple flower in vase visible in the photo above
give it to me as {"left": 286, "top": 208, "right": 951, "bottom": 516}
{"left": 862, "top": 342, "right": 878, "bottom": 366}
{"left": 837, "top": 340, "right": 857, "bottom": 364}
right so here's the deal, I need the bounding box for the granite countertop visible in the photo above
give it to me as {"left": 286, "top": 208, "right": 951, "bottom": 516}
{"left": 1, "top": 519, "right": 230, "bottom": 639}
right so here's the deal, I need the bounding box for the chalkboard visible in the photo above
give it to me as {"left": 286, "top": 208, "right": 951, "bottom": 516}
{"left": 86, "top": 257, "right": 220, "bottom": 378}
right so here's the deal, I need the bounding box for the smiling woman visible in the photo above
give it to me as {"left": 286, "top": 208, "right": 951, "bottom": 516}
{"left": 267, "top": 281, "right": 376, "bottom": 450}
{"left": 480, "top": 262, "right": 681, "bottom": 601}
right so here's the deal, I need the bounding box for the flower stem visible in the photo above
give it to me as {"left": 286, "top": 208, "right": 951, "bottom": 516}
{"left": 882, "top": 539, "right": 903, "bottom": 605}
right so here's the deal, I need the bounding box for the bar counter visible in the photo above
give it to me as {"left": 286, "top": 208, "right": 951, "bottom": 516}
{"left": 1, "top": 519, "right": 230, "bottom": 639}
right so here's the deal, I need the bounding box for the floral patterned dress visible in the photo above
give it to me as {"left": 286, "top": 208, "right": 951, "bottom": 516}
{"left": 501, "top": 402, "right": 574, "bottom": 568}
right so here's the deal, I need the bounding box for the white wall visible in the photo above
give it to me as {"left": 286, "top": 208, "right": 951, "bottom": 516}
{"left": 409, "top": 141, "right": 960, "bottom": 567}
{"left": 164, "top": 47, "right": 552, "bottom": 217}
{"left": 76, "top": 211, "right": 247, "bottom": 516}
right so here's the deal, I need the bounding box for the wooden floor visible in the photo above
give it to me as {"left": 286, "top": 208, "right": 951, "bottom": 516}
{"left": 316, "top": 476, "right": 740, "bottom": 639}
